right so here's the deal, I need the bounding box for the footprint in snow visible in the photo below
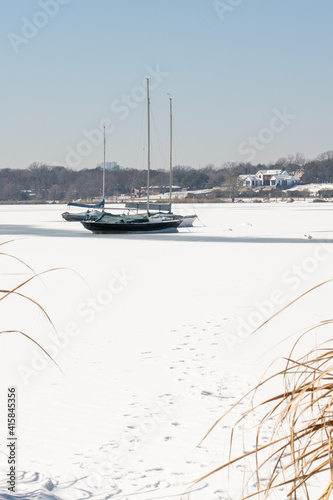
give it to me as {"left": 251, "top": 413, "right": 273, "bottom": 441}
{"left": 43, "top": 479, "right": 55, "bottom": 491}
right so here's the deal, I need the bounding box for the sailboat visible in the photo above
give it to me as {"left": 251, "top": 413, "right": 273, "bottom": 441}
{"left": 81, "top": 79, "right": 181, "bottom": 234}
{"left": 168, "top": 97, "right": 197, "bottom": 226}
{"left": 61, "top": 199, "right": 104, "bottom": 221}
{"left": 130, "top": 96, "right": 197, "bottom": 227}
{"left": 62, "top": 130, "right": 106, "bottom": 222}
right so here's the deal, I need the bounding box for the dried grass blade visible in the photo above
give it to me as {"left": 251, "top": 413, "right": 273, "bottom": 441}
{"left": 0, "top": 330, "right": 62, "bottom": 372}
{"left": 252, "top": 279, "right": 333, "bottom": 335}
{"left": 0, "top": 288, "right": 55, "bottom": 328}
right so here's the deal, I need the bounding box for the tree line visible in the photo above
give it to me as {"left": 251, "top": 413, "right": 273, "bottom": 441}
{"left": 1, "top": 151, "right": 333, "bottom": 202}
{"left": 0, "top": 163, "right": 232, "bottom": 201}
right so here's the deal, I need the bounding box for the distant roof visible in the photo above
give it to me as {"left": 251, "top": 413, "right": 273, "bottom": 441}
{"left": 257, "top": 169, "right": 282, "bottom": 175}
{"left": 239, "top": 174, "right": 257, "bottom": 180}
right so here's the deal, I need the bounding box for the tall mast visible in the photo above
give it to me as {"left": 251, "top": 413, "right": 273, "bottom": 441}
{"left": 169, "top": 96, "right": 173, "bottom": 211}
{"left": 146, "top": 78, "right": 150, "bottom": 216}
{"left": 103, "top": 125, "right": 106, "bottom": 205}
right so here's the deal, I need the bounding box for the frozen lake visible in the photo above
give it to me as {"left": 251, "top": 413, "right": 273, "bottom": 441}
{"left": 1, "top": 202, "right": 333, "bottom": 499}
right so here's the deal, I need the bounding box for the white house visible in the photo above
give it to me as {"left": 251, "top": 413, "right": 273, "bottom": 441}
{"left": 239, "top": 174, "right": 260, "bottom": 188}
{"left": 239, "top": 168, "right": 300, "bottom": 189}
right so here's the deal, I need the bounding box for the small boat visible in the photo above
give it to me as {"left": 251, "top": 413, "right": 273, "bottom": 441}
{"left": 62, "top": 208, "right": 101, "bottom": 222}
{"left": 81, "top": 79, "right": 181, "bottom": 234}
{"left": 62, "top": 198, "right": 105, "bottom": 222}
{"left": 62, "top": 134, "right": 106, "bottom": 222}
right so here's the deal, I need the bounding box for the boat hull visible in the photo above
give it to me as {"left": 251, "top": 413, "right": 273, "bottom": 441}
{"left": 62, "top": 210, "right": 101, "bottom": 222}
{"left": 178, "top": 215, "right": 197, "bottom": 227}
{"left": 149, "top": 213, "right": 198, "bottom": 227}
{"left": 62, "top": 211, "right": 88, "bottom": 221}
{"left": 81, "top": 219, "right": 181, "bottom": 233}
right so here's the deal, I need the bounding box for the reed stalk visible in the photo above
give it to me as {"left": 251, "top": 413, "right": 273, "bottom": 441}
{"left": 189, "top": 281, "right": 333, "bottom": 499}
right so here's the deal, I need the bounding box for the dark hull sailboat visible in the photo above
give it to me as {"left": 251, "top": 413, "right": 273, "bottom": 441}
{"left": 82, "top": 219, "right": 180, "bottom": 233}
{"left": 123, "top": 96, "right": 197, "bottom": 228}
{"left": 81, "top": 212, "right": 181, "bottom": 233}
{"left": 80, "top": 78, "right": 181, "bottom": 235}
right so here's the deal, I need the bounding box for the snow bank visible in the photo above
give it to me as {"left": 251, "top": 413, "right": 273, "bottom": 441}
{"left": 0, "top": 203, "right": 333, "bottom": 498}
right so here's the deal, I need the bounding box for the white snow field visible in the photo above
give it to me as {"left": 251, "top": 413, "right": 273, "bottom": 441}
{"left": 1, "top": 202, "right": 333, "bottom": 499}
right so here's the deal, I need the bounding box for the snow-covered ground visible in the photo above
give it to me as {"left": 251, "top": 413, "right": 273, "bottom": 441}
{"left": 1, "top": 202, "right": 333, "bottom": 499}
{"left": 287, "top": 182, "right": 333, "bottom": 194}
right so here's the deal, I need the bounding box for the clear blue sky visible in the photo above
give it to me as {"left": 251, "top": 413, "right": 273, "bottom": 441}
{"left": 1, "top": 0, "right": 333, "bottom": 170}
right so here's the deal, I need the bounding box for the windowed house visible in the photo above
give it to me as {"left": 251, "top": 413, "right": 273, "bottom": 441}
{"left": 239, "top": 174, "right": 260, "bottom": 188}
{"left": 239, "top": 168, "right": 299, "bottom": 189}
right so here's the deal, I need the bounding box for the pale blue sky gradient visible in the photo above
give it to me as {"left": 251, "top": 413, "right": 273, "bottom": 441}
{"left": 1, "top": 0, "right": 333, "bottom": 170}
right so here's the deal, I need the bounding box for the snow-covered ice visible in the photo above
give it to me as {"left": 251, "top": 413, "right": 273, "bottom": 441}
{"left": 0, "top": 202, "right": 333, "bottom": 499}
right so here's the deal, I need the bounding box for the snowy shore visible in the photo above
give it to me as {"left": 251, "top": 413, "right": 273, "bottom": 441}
{"left": 0, "top": 202, "right": 333, "bottom": 499}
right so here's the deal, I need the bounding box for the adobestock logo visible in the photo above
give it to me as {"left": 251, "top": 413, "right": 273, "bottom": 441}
{"left": 17, "top": 268, "right": 134, "bottom": 386}
{"left": 65, "top": 118, "right": 114, "bottom": 170}
{"left": 64, "top": 65, "right": 169, "bottom": 168}
{"left": 213, "top": 0, "right": 244, "bottom": 22}
{"left": 222, "top": 240, "right": 333, "bottom": 354}
{"left": 7, "top": 0, "right": 71, "bottom": 54}
{"left": 238, "top": 107, "right": 296, "bottom": 163}
{"left": 84, "top": 398, "right": 172, "bottom": 491}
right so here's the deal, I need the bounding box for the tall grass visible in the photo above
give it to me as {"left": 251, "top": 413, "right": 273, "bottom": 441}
{"left": 0, "top": 240, "right": 61, "bottom": 372}
{"left": 190, "top": 281, "right": 333, "bottom": 499}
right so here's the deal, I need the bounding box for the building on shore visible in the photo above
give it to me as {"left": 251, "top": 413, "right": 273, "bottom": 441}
{"left": 239, "top": 168, "right": 300, "bottom": 189}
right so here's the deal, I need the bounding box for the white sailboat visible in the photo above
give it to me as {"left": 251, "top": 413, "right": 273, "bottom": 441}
{"left": 149, "top": 95, "right": 197, "bottom": 227}
{"left": 62, "top": 127, "right": 106, "bottom": 221}
{"left": 168, "top": 96, "right": 197, "bottom": 227}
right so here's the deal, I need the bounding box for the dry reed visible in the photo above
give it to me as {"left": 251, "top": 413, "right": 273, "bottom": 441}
{"left": 0, "top": 240, "right": 62, "bottom": 372}
{"left": 189, "top": 281, "right": 333, "bottom": 499}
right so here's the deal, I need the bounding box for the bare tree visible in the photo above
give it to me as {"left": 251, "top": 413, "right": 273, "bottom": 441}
{"left": 222, "top": 175, "right": 244, "bottom": 202}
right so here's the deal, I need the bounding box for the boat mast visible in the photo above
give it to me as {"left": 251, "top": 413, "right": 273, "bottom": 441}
{"left": 146, "top": 78, "right": 150, "bottom": 216}
{"left": 169, "top": 96, "right": 173, "bottom": 212}
{"left": 103, "top": 125, "right": 106, "bottom": 207}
